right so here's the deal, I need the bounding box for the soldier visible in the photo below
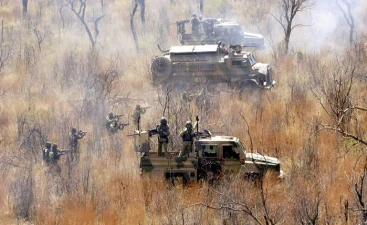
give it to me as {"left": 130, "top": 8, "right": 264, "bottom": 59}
{"left": 69, "top": 128, "right": 86, "bottom": 162}
{"left": 43, "top": 142, "right": 52, "bottom": 163}
{"left": 157, "top": 117, "right": 170, "bottom": 157}
{"left": 106, "top": 112, "right": 118, "bottom": 129}
{"left": 190, "top": 13, "right": 200, "bottom": 35}
{"left": 218, "top": 41, "right": 228, "bottom": 54}
{"left": 132, "top": 105, "right": 147, "bottom": 130}
{"left": 182, "top": 92, "right": 194, "bottom": 103}
{"left": 106, "top": 112, "right": 127, "bottom": 134}
{"left": 49, "top": 144, "right": 62, "bottom": 165}
{"left": 179, "top": 121, "right": 197, "bottom": 157}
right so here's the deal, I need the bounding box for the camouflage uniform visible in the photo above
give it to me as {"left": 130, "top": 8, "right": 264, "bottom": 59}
{"left": 190, "top": 13, "right": 200, "bottom": 35}
{"left": 132, "top": 105, "right": 147, "bottom": 130}
{"left": 69, "top": 128, "right": 86, "bottom": 162}
{"left": 49, "top": 144, "right": 62, "bottom": 165}
{"left": 43, "top": 142, "right": 52, "bottom": 163}
{"left": 179, "top": 121, "right": 197, "bottom": 157}
{"left": 157, "top": 117, "right": 170, "bottom": 157}
{"left": 106, "top": 112, "right": 120, "bottom": 134}
{"left": 218, "top": 42, "right": 228, "bottom": 54}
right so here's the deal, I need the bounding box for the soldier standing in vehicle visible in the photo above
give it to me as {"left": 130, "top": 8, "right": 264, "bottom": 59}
{"left": 69, "top": 127, "right": 86, "bottom": 162}
{"left": 190, "top": 13, "right": 200, "bottom": 35}
{"left": 43, "top": 142, "right": 52, "bottom": 163}
{"left": 157, "top": 117, "right": 170, "bottom": 157}
{"left": 179, "top": 120, "right": 197, "bottom": 157}
{"left": 132, "top": 105, "right": 147, "bottom": 130}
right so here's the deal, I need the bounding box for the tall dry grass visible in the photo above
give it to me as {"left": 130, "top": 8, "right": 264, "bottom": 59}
{"left": 0, "top": 0, "right": 366, "bottom": 224}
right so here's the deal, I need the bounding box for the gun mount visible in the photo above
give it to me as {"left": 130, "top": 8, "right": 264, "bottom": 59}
{"left": 151, "top": 44, "right": 275, "bottom": 89}
{"left": 177, "top": 18, "right": 265, "bottom": 48}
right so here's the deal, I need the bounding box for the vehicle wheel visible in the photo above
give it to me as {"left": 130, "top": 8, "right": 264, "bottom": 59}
{"left": 166, "top": 173, "right": 188, "bottom": 187}
{"left": 151, "top": 57, "right": 172, "bottom": 79}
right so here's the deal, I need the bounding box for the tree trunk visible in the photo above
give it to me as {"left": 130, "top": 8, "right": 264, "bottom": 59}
{"left": 284, "top": 23, "right": 292, "bottom": 54}
{"left": 130, "top": 2, "right": 139, "bottom": 51}
{"left": 22, "top": 0, "right": 28, "bottom": 15}
{"left": 349, "top": 19, "right": 354, "bottom": 45}
{"left": 199, "top": 0, "right": 204, "bottom": 14}
{"left": 139, "top": 0, "right": 146, "bottom": 25}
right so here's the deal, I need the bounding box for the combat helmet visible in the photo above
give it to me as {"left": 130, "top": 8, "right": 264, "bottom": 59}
{"left": 52, "top": 144, "right": 58, "bottom": 149}
{"left": 71, "top": 127, "right": 77, "bottom": 133}
{"left": 192, "top": 13, "right": 197, "bottom": 17}
{"left": 108, "top": 112, "right": 114, "bottom": 119}
{"left": 45, "top": 142, "right": 52, "bottom": 149}
{"left": 185, "top": 121, "right": 193, "bottom": 128}
{"left": 160, "top": 117, "right": 167, "bottom": 125}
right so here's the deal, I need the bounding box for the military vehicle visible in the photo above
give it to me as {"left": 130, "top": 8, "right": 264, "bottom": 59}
{"left": 151, "top": 44, "right": 275, "bottom": 89}
{"left": 176, "top": 18, "right": 265, "bottom": 48}
{"left": 130, "top": 129, "right": 283, "bottom": 184}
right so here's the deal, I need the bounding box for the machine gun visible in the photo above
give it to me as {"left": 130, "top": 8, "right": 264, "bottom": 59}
{"left": 126, "top": 127, "right": 159, "bottom": 137}
{"left": 148, "top": 128, "right": 159, "bottom": 137}
{"left": 193, "top": 129, "right": 212, "bottom": 139}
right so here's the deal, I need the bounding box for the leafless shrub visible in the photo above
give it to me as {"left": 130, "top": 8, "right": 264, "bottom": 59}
{"left": 17, "top": 112, "right": 47, "bottom": 164}
{"left": 33, "top": 26, "right": 50, "bottom": 52}
{"left": 309, "top": 54, "right": 367, "bottom": 146}
{"left": 348, "top": 158, "right": 367, "bottom": 224}
{"left": 11, "top": 169, "right": 34, "bottom": 220}
{"left": 0, "top": 23, "right": 13, "bottom": 73}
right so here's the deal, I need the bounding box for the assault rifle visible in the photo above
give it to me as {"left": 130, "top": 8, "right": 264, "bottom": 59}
{"left": 78, "top": 130, "right": 87, "bottom": 135}
{"left": 118, "top": 123, "right": 129, "bottom": 130}
{"left": 115, "top": 114, "right": 123, "bottom": 118}
{"left": 58, "top": 149, "right": 70, "bottom": 155}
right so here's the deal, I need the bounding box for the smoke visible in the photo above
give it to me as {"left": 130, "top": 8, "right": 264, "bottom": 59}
{"left": 290, "top": 0, "right": 367, "bottom": 52}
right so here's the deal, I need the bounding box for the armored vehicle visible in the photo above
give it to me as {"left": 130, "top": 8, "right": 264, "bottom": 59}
{"left": 151, "top": 44, "right": 275, "bottom": 89}
{"left": 131, "top": 129, "right": 283, "bottom": 183}
{"left": 176, "top": 18, "right": 265, "bottom": 48}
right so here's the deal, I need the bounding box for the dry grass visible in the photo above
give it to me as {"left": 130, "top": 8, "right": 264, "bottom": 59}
{"left": 0, "top": 0, "right": 366, "bottom": 224}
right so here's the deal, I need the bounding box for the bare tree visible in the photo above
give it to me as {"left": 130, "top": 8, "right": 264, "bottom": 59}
{"left": 55, "top": 0, "right": 69, "bottom": 29}
{"left": 310, "top": 56, "right": 367, "bottom": 146}
{"left": 33, "top": 27, "right": 48, "bottom": 52}
{"left": 269, "top": 0, "right": 313, "bottom": 54}
{"left": 67, "top": 0, "right": 105, "bottom": 48}
{"left": 130, "top": 0, "right": 140, "bottom": 51}
{"left": 336, "top": 0, "right": 355, "bottom": 45}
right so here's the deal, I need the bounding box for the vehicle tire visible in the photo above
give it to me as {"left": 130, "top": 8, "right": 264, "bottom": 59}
{"left": 151, "top": 57, "right": 172, "bottom": 79}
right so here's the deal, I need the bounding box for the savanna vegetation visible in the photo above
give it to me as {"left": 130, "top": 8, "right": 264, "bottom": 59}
{"left": 0, "top": 0, "right": 366, "bottom": 224}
